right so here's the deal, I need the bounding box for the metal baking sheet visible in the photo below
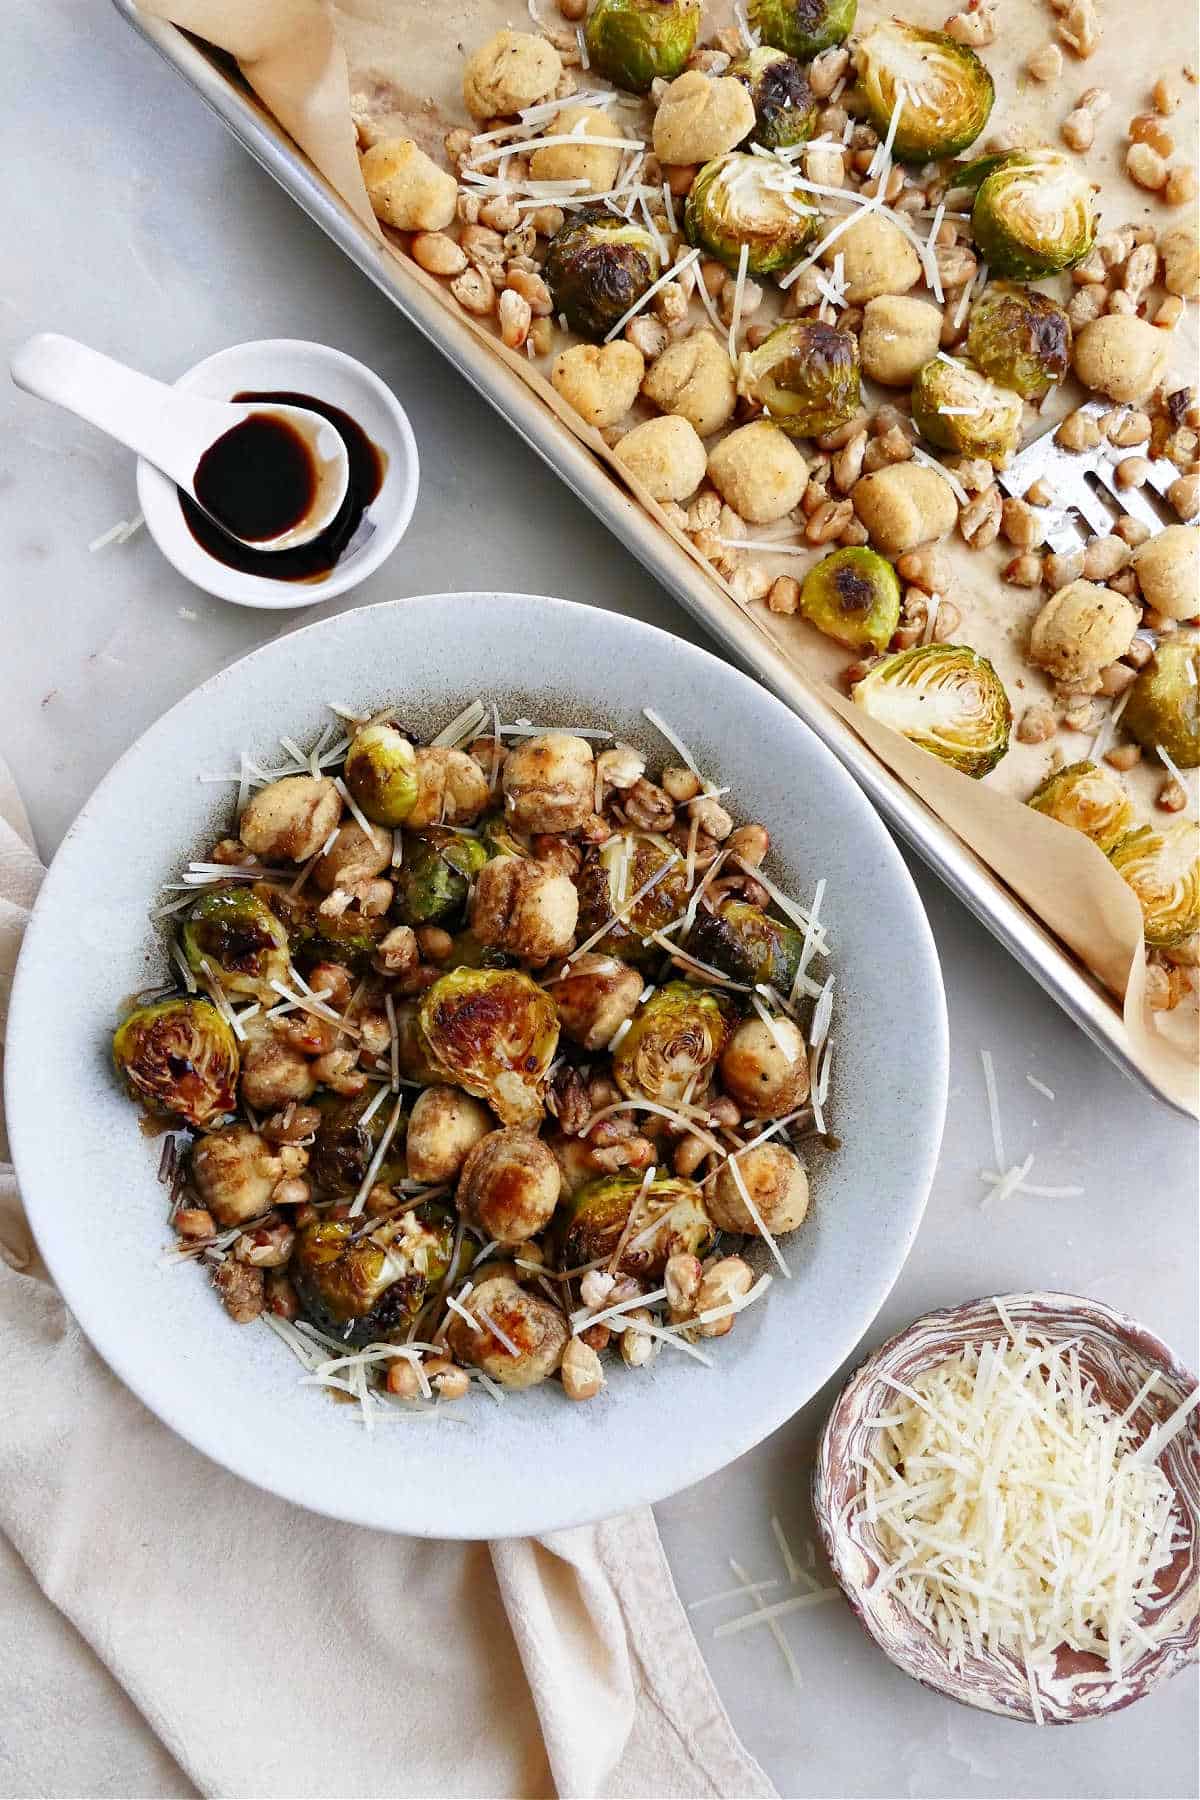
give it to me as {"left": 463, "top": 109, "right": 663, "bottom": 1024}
{"left": 112, "top": 0, "right": 1178, "bottom": 1111}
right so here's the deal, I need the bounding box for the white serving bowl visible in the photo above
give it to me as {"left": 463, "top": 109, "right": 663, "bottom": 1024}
{"left": 6, "top": 594, "right": 947, "bottom": 1538}
{"left": 137, "top": 338, "right": 418, "bottom": 607}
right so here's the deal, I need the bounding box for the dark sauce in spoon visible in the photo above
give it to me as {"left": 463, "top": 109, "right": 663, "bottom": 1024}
{"left": 179, "top": 389, "right": 386, "bottom": 582}
{"left": 194, "top": 412, "right": 316, "bottom": 543}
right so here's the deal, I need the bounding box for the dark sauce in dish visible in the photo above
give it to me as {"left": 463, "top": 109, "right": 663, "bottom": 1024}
{"left": 193, "top": 412, "right": 316, "bottom": 543}
{"left": 180, "top": 390, "right": 386, "bottom": 582}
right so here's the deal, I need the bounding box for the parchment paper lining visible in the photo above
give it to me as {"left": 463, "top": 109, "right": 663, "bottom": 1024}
{"left": 140, "top": 0, "right": 1199, "bottom": 1114}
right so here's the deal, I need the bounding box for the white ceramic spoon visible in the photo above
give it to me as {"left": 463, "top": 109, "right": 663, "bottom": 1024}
{"left": 10, "top": 332, "right": 350, "bottom": 551}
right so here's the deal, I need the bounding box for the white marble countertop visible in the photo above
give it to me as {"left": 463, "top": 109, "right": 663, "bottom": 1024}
{"left": 3, "top": 5, "right": 1196, "bottom": 1796}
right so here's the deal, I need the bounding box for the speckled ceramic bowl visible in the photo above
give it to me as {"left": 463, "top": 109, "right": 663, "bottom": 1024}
{"left": 7, "top": 593, "right": 947, "bottom": 1538}
{"left": 813, "top": 1292, "right": 1200, "bottom": 1724}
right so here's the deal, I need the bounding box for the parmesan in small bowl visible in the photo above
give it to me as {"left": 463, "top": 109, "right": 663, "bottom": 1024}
{"left": 813, "top": 1292, "right": 1199, "bottom": 1724}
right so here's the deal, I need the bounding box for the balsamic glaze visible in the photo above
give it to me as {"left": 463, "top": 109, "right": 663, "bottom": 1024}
{"left": 179, "top": 390, "right": 386, "bottom": 582}
{"left": 193, "top": 412, "right": 315, "bottom": 543}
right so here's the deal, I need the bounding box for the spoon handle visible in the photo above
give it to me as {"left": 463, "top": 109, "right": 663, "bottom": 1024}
{"left": 9, "top": 333, "right": 234, "bottom": 493}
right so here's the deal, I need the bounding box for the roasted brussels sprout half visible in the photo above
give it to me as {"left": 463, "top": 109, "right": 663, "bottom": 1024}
{"left": 479, "top": 812, "right": 528, "bottom": 860}
{"left": 611, "top": 981, "right": 733, "bottom": 1106}
{"left": 1121, "top": 639, "right": 1200, "bottom": 769}
{"left": 265, "top": 883, "right": 386, "bottom": 973}
{"left": 443, "top": 929, "right": 514, "bottom": 973}
{"left": 685, "top": 152, "right": 821, "bottom": 277}
{"left": 391, "top": 1000, "right": 450, "bottom": 1086}
{"left": 749, "top": 0, "right": 856, "bottom": 60}
{"left": 393, "top": 827, "right": 488, "bottom": 926}
{"left": 584, "top": 0, "right": 700, "bottom": 93}
{"left": 851, "top": 644, "right": 1011, "bottom": 778}
{"left": 800, "top": 546, "right": 901, "bottom": 653}
{"left": 737, "top": 320, "right": 861, "bottom": 437}
{"left": 910, "top": 356, "right": 1024, "bottom": 468}
{"left": 1027, "top": 761, "right": 1134, "bottom": 853}
{"left": 731, "top": 46, "right": 817, "bottom": 150}
{"left": 559, "top": 1171, "right": 714, "bottom": 1276}
{"left": 181, "top": 887, "right": 290, "bottom": 1001}
{"left": 688, "top": 897, "right": 805, "bottom": 990}
{"left": 855, "top": 19, "right": 993, "bottom": 162}
{"left": 310, "top": 1091, "right": 408, "bottom": 1196}
{"left": 112, "top": 996, "right": 238, "bottom": 1128}
{"left": 418, "top": 966, "right": 559, "bottom": 1126}
{"left": 1109, "top": 823, "right": 1200, "bottom": 948}
{"left": 962, "top": 148, "right": 1097, "bottom": 280}
{"left": 342, "top": 722, "right": 419, "bottom": 827}
{"left": 575, "top": 832, "right": 689, "bottom": 968}
{"left": 292, "top": 1204, "right": 456, "bottom": 1346}
{"left": 544, "top": 207, "right": 662, "bottom": 341}
{"left": 966, "top": 282, "right": 1071, "bottom": 401}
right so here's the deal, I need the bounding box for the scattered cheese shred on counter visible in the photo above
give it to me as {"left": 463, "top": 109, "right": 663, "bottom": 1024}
{"left": 853, "top": 1306, "right": 1193, "bottom": 1713}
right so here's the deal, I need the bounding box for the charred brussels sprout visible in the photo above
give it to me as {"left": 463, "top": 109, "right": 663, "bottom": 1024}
{"left": 418, "top": 966, "right": 559, "bottom": 1126}
{"left": 852, "top": 644, "right": 1011, "bottom": 778}
{"left": 544, "top": 207, "right": 662, "bottom": 340}
{"left": 731, "top": 46, "right": 817, "bottom": 150}
{"left": 963, "top": 148, "right": 1097, "bottom": 280}
{"left": 443, "top": 929, "right": 514, "bottom": 973}
{"left": 292, "top": 1204, "right": 455, "bottom": 1346}
{"left": 855, "top": 19, "right": 993, "bottom": 161}
{"left": 910, "top": 356, "right": 1024, "bottom": 468}
{"left": 749, "top": 0, "right": 856, "bottom": 60}
{"left": 611, "top": 980, "right": 733, "bottom": 1105}
{"left": 687, "top": 897, "right": 804, "bottom": 990}
{"left": 737, "top": 320, "right": 860, "bottom": 437}
{"left": 685, "top": 153, "right": 821, "bottom": 277}
{"left": 310, "top": 1092, "right": 408, "bottom": 1196}
{"left": 266, "top": 883, "right": 386, "bottom": 972}
{"left": 306, "top": 906, "right": 388, "bottom": 970}
{"left": 584, "top": 0, "right": 700, "bottom": 93}
{"left": 393, "top": 827, "right": 488, "bottom": 926}
{"left": 1109, "top": 823, "right": 1200, "bottom": 948}
{"left": 479, "top": 812, "right": 528, "bottom": 860}
{"left": 343, "top": 722, "right": 419, "bottom": 827}
{"left": 966, "top": 282, "right": 1071, "bottom": 400}
{"left": 559, "top": 1172, "right": 714, "bottom": 1276}
{"left": 1121, "top": 639, "right": 1200, "bottom": 769}
{"left": 1027, "top": 761, "right": 1134, "bottom": 853}
{"left": 181, "top": 887, "right": 290, "bottom": 1001}
{"left": 391, "top": 1000, "right": 450, "bottom": 1086}
{"left": 575, "top": 832, "right": 689, "bottom": 967}
{"left": 800, "top": 546, "right": 901, "bottom": 653}
{"left": 112, "top": 996, "right": 238, "bottom": 1128}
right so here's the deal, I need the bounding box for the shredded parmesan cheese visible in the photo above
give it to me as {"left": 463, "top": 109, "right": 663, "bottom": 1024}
{"left": 909, "top": 444, "right": 970, "bottom": 507}
{"left": 728, "top": 1155, "right": 792, "bottom": 1278}
{"left": 726, "top": 1558, "right": 803, "bottom": 1686}
{"left": 853, "top": 1308, "right": 1193, "bottom": 1701}
{"left": 727, "top": 242, "right": 750, "bottom": 362}
{"left": 979, "top": 1048, "right": 1006, "bottom": 1173}
{"left": 348, "top": 1095, "right": 404, "bottom": 1218}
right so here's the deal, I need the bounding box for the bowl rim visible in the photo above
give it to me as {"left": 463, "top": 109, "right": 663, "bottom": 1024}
{"left": 6, "top": 591, "right": 949, "bottom": 1536}
{"left": 812, "top": 1288, "right": 1200, "bottom": 1724}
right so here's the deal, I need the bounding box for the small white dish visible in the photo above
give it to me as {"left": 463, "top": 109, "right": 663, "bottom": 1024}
{"left": 7, "top": 594, "right": 947, "bottom": 1538}
{"left": 136, "top": 338, "right": 418, "bottom": 608}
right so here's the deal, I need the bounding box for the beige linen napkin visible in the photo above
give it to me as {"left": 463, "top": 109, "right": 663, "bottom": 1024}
{"left": 0, "top": 762, "right": 773, "bottom": 1800}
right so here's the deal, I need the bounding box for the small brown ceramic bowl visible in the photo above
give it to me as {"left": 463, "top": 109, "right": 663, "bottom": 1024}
{"left": 812, "top": 1292, "right": 1199, "bottom": 1724}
